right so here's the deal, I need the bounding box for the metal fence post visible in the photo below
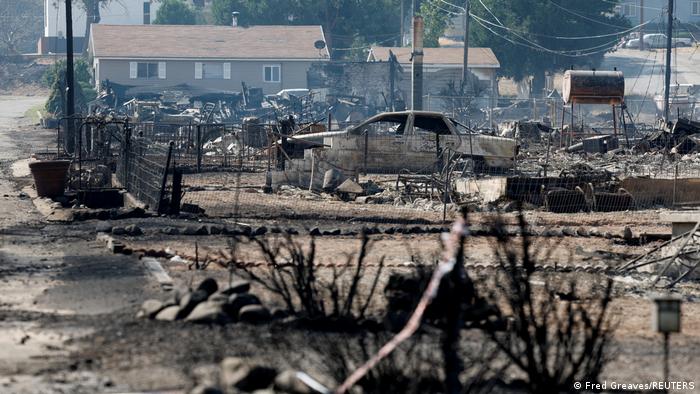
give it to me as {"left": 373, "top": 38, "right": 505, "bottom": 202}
{"left": 158, "top": 141, "right": 175, "bottom": 215}
{"left": 196, "top": 124, "right": 202, "bottom": 173}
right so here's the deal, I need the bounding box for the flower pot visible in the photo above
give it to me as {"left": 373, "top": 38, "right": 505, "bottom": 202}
{"left": 29, "top": 160, "right": 71, "bottom": 198}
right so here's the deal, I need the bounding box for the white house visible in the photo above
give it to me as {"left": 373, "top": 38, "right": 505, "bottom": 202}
{"left": 616, "top": 0, "right": 700, "bottom": 24}
{"left": 41, "top": 0, "right": 167, "bottom": 53}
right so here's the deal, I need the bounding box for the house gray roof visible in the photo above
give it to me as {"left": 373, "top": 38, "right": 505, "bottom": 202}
{"left": 368, "top": 47, "right": 500, "bottom": 68}
{"left": 90, "top": 24, "right": 330, "bottom": 60}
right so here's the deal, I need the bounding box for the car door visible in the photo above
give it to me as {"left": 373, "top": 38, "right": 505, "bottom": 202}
{"left": 355, "top": 113, "right": 409, "bottom": 173}
{"left": 407, "top": 114, "right": 461, "bottom": 171}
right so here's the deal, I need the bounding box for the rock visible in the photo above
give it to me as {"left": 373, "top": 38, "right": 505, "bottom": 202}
{"left": 274, "top": 370, "right": 321, "bottom": 394}
{"left": 137, "top": 299, "right": 164, "bottom": 319}
{"left": 184, "top": 225, "right": 208, "bottom": 235}
{"left": 309, "top": 227, "right": 321, "bottom": 236}
{"left": 336, "top": 178, "right": 364, "bottom": 195}
{"left": 111, "top": 226, "right": 126, "bottom": 235}
{"left": 253, "top": 226, "right": 268, "bottom": 236}
{"left": 95, "top": 221, "right": 112, "bottom": 233}
{"left": 286, "top": 228, "right": 299, "bottom": 235}
{"left": 562, "top": 227, "right": 577, "bottom": 237}
{"left": 189, "top": 385, "right": 224, "bottom": 394}
{"left": 178, "top": 289, "right": 210, "bottom": 319}
{"left": 124, "top": 224, "right": 143, "bottom": 236}
{"left": 208, "top": 225, "right": 223, "bottom": 235}
{"left": 227, "top": 293, "right": 261, "bottom": 317}
{"left": 383, "top": 227, "right": 395, "bottom": 235}
{"left": 220, "top": 280, "right": 251, "bottom": 295}
{"left": 185, "top": 301, "right": 228, "bottom": 324}
{"left": 220, "top": 357, "right": 277, "bottom": 392}
{"left": 197, "top": 278, "right": 219, "bottom": 296}
{"left": 271, "top": 308, "right": 290, "bottom": 320}
{"left": 623, "top": 226, "right": 633, "bottom": 240}
{"left": 238, "top": 305, "right": 271, "bottom": 324}
{"left": 155, "top": 305, "right": 180, "bottom": 321}
{"left": 576, "top": 227, "right": 589, "bottom": 237}
{"left": 329, "top": 228, "right": 341, "bottom": 236}
{"left": 161, "top": 226, "right": 180, "bottom": 235}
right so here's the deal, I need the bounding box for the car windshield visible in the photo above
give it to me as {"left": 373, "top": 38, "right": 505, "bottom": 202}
{"left": 351, "top": 114, "right": 408, "bottom": 135}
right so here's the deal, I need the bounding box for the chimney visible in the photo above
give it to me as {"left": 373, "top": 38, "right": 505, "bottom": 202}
{"left": 411, "top": 16, "right": 424, "bottom": 111}
{"left": 232, "top": 12, "right": 239, "bottom": 27}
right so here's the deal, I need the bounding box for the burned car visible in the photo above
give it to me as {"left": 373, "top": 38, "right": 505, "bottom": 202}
{"left": 289, "top": 111, "right": 518, "bottom": 173}
{"left": 273, "top": 111, "right": 518, "bottom": 190}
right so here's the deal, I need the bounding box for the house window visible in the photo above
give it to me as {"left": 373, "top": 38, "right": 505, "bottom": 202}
{"left": 203, "top": 63, "right": 224, "bottom": 79}
{"left": 693, "top": 1, "right": 700, "bottom": 16}
{"left": 263, "top": 65, "right": 281, "bottom": 83}
{"left": 137, "top": 62, "right": 158, "bottom": 79}
{"left": 195, "top": 62, "right": 231, "bottom": 80}
{"left": 130, "top": 62, "right": 165, "bottom": 79}
{"left": 143, "top": 2, "right": 151, "bottom": 25}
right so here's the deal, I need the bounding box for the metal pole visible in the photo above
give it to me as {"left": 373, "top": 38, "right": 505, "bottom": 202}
{"left": 640, "top": 0, "right": 645, "bottom": 50}
{"left": 462, "top": 0, "right": 471, "bottom": 93}
{"left": 663, "top": 332, "right": 670, "bottom": 382}
{"left": 663, "top": 0, "right": 674, "bottom": 121}
{"left": 196, "top": 124, "right": 202, "bottom": 173}
{"left": 158, "top": 141, "right": 174, "bottom": 215}
{"left": 65, "top": 0, "right": 76, "bottom": 153}
{"left": 400, "top": 0, "right": 405, "bottom": 46}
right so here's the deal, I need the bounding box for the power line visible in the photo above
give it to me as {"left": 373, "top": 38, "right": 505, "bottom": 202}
{"left": 547, "top": 0, "right": 631, "bottom": 29}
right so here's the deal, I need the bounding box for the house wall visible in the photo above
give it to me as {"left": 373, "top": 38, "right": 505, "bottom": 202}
{"left": 45, "top": 0, "right": 162, "bottom": 38}
{"left": 617, "top": 1, "right": 700, "bottom": 24}
{"left": 307, "top": 62, "right": 402, "bottom": 109}
{"left": 95, "top": 59, "right": 316, "bottom": 94}
{"left": 396, "top": 66, "right": 498, "bottom": 111}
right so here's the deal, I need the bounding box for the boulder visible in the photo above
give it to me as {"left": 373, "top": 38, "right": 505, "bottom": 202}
{"left": 155, "top": 305, "right": 180, "bottom": 321}
{"left": 177, "top": 289, "right": 210, "bottom": 319}
{"left": 197, "top": 278, "right": 219, "bottom": 296}
{"left": 137, "top": 299, "right": 165, "bottom": 319}
{"left": 227, "top": 293, "right": 261, "bottom": 318}
{"left": 185, "top": 301, "right": 228, "bottom": 324}
{"left": 336, "top": 178, "right": 364, "bottom": 195}
{"left": 124, "top": 224, "right": 143, "bottom": 236}
{"left": 95, "top": 221, "right": 112, "bottom": 233}
{"left": 220, "top": 280, "right": 251, "bottom": 295}
{"left": 238, "top": 305, "right": 271, "bottom": 324}
{"left": 220, "top": 357, "right": 277, "bottom": 392}
{"left": 111, "top": 226, "right": 125, "bottom": 235}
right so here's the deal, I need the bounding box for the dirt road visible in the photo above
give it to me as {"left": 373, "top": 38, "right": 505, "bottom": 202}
{"left": 0, "top": 96, "right": 157, "bottom": 393}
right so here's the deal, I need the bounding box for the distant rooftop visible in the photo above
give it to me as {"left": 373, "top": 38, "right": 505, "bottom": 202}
{"left": 368, "top": 46, "right": 500, "bottom": 68}
{"left": 90, "top": 24, "right": 330, "bottom": 60}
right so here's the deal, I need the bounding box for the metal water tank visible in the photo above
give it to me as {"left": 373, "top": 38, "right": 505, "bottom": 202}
{"left": 562, "top": 70, "right": 624, "bottom": 105}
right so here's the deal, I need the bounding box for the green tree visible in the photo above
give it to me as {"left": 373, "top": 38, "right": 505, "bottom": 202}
{"left": 210, "top": 0, "right": 402, "bottom": 58}
{"left": 419, "top": 0, "right": 452, "bottom": 47}
{"left": 468, "top": 0, "right": 630, "bottom": 90}
{"left": 154, "top": 0, "right": 197, "bottom": 25}
{"left": 43, "top": 59, "right": 96, "bottom": 115}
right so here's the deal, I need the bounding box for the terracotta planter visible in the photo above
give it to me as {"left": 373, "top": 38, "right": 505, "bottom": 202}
{"left": 29, "top": 160, "right": 71, "bottom": 198}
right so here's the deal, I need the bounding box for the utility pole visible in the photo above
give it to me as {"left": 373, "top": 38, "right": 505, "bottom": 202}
{"left": 639, "top": 0, "right": 645, "bottom": 50}
{"left": 65, "top": 0, "right": 76, "bottom": 153}
{"left": 663, "top": 0, "right": 674, "bottom": 121}
{"left": 462, "top": 0, "right": 471, "bottom": 94}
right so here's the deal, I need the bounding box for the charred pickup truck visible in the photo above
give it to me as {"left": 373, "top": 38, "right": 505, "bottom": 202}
{"left": 287, "top": 110, "right": 518, "bottom": 174}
